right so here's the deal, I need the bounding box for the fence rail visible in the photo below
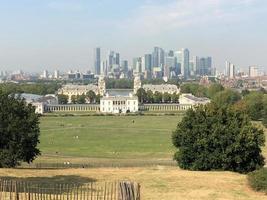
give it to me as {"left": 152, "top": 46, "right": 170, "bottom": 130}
{"left": 0, "top": 180, "right": 140, "bottom": 200}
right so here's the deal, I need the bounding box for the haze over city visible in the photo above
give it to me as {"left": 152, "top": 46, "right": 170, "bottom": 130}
{"left": 0, "top": 0, "right": 267, "bottom": 72}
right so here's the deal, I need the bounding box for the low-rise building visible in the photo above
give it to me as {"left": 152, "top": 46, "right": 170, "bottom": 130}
{"left": 179, "top": 93, "right": 210, "bottom": 106}
{"left": 58, "top": 77, "right": 106, "bottom": 103}
{"left": 100, "top": 93, "right": 138, "bottom": 114}
{"left": 16, "top": 93, "right": 58, "bottom": 114}
{"left": 142, "top": 84, "right": 180, "bottom": 94}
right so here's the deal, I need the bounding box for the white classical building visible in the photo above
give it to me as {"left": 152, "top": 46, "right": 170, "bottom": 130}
{"left": 58, "top": 76, "right": 106, "bottom": 103}
{"left": 179, "top": 93, "right": 211, "bottom": 106}
{"left": 100, "top": 93, "right": 138, "bottom": 114}
{"left": 142, "top": 84, "right": 180, "bottom": 94}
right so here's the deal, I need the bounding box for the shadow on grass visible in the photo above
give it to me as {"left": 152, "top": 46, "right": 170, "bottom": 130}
{"left": 0, "top": 175, "right": 97, "bottom": 194}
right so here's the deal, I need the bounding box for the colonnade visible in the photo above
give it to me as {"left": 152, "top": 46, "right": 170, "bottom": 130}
{"left": 45, "top": 104, "right": 192, "bottom": 113}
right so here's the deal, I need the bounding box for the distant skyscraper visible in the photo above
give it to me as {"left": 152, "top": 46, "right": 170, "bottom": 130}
{"left": 144, "top": 54, "right": 152, "bottom": 72}
{"left": 152, "top": 47, "right": 160, "bottom": 68}
{"left": 165, "top": 56, "right": 175, "bottom": 77}
{"left": 43, "top": 70, "right": 48, "bottom": 79}
{"left": 121, "top": 60, "right": 128, "bottom": 73}
{"left": 152, "top": 47, "right": 164, "bottom": 68}
{"left": 198, "top": 57, "right": 212, "bottom": 76}
{"left": 176, "top": 48, "right": 190, "bottom": 79}
{"left": 249, "top": 66, "right": 259, "bottom": 77}
{"left": 226, "top": 61, "right": 235, "bottom": 79}
{"left": 133, "top": 57, "right": 142, "bottom": 73}
{"left": 229, "top": 64, "right": 235, "bottom": 79}
{"left": 191, "top": 56, "right": 199, "bottom": 76}
{"left": 101, "top": 60, "right": 108, "bottom": 76}
{"left": 54, "top": 70, "right": 59, "bottom": 79}
{"left": 115, "top": 53, "right": 120, "bottom": 65}
{"left": 94, "top": 47, "right": 101, "bottom": 75}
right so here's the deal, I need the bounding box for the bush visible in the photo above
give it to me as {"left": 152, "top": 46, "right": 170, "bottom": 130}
{"left": 172, "top": 103, "right": 265, "bottom": 173}
{"left": 248, "top": 168, "right": 267, "bottom": 193}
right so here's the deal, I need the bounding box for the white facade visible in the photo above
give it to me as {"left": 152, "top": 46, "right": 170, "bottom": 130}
{"left": 54, "top": 70, "right": 59, "bottom": 79}
{"left": 249, "top": 66, "right": 259, "bottom": 77}
{"left": 225, "top": 61, "right": 235, "bottom": 79}
{"left": 32, "top": 102, "right": 45, "bottom": 114}
{"left": 179, "top": 93, "right": 210, "bottom": 106}
{"left": 100, "top": 94, "right": 138, "bottom": 114}
{"left": 143, "top": 84, "right": 180, "bottom": 94}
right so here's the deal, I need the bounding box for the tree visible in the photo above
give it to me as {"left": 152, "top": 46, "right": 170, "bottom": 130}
{"left": 263, "top": 95, "right": 267, "bottom": 128}
{"left": 242, "top": 92, "right": 264, "bottom": 120}
{"left": 172, "top": 104, "right": 265, "bottom": 173}
{"left": 146, "top": 90, "right": 154, "bottom": 103}
{"left": 180, "top": 83, "right": 207, "bottom": 97}
{"left": 171, "top": 93, "right": 179, "bottom": 103}
{"left": 212, "top": 89, "right": 241, "bottom": 107}
{"left": 207, "top": 83, "right": 224, "bottom": 98}
{"left": 71, "top": 95, "right": 77, "bottom": 104}
{"left": 86, "top": 90, "right": 96, "bottom": 103}
{"left": 153, "top": 92, "right": 162, "bottom": 103}
{"left": 163, "top": 92, "right": 171, "bottom": 103}
{"left": 0, "top": 91, "right": 40, "bottom": 167}
{"left": 136, "top": 88, "right": 147, "bottom": 104}
{"left": 95, "top": 94, "right": 101, "bottom": 104}
{"left": 58, "top": 94, "right": 68, "bottom": 104}
{"left": 77, "top": 94, "right": 86, "bottom": 104}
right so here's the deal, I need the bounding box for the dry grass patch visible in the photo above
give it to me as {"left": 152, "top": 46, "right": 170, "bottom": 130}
{"left": 0, "top": 166, "right": 266, "bottom": 200}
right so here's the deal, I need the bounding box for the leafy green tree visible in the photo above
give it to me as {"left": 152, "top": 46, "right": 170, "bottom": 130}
{"left": 58, "top": 94, "right": 68, "bottom": 104}
{"left": 180, "top": 83, "right": 207, "bottom": 97}
{"left": 0, "top": 91, "right": 40, "bottom": 167}
{"left": 153, "top": 92, "right": 162, "bottom": 103}
{"left": 212, "top": 89, "right": 241, "bottom": 107}
{"left": 146, "top": 90, "right": 154, "bottom": 103}
{"left": 207, "top": 83, "right": 224, "bottom": 98}
{"left": 263, "top": 95, "right": 267, "bottom": 128}
{"left": 0, "top": 82, "right": 61, "bottom": 95}
{"left": 241, "top": 89, "right": 250, "bottom": 97}
{"left": 95, "top": 94, "right": 101, "bottom": 104}
{"left": 136, "top": 88, "right": 147, "bottom": 104}
{"left": 171, "top": 93, "right": 180, "bottom": 103}
{"left": 242, "top": 92, "right": 264, "bottom": 120}
{"left": 163, "top": 92, "right": 171, "bottom": 103}
{"left": 86, "top": 90, "right": 96, "bottom": 103}
{"left": 77, "top": 94, "right": 86, "bottom": 104}
{"left": 172, "top": 104, "right": 265, "bottom": 173}
{"left": 71, "top": 95, "right": 77, "bottom": 104}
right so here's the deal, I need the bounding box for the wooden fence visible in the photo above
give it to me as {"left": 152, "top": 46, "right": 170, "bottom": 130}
{"left": 0, "top": 180, "right": 140, "bottom": 200}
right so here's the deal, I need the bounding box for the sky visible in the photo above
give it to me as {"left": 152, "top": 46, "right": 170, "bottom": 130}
{"left": 0, "top": 0, "right": 266, "bottom": 73}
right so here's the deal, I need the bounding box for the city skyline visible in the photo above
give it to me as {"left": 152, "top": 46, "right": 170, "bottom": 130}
{"left": 0, "top": 0, "right": 267, "bottom": 72}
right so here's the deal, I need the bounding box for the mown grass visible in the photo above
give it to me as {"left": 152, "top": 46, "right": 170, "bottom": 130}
{"left": 38, "top": 116, "right": 181, "bottom": 162}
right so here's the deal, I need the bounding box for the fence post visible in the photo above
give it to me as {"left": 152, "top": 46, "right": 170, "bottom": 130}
{"left": 118, "top": 181, "right": 140, "bottom": 200}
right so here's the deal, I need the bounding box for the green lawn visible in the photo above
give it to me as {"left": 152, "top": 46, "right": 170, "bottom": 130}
{"left": 38, "top": 116, "right": 181, "bottom": 162}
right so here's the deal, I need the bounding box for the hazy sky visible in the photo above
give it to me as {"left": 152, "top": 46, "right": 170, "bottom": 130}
{"left": 0, "top": 0, "right": 266, "bottom": 73}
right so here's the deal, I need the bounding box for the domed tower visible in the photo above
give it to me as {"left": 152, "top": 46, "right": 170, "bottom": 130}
{"left": 98, "top": 76, "right": 106, "bottom": 96}
{"left": 133, "top": 75, "right": 142, "bottom": 94}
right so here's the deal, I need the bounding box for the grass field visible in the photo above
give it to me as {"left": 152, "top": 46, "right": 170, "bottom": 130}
{"left": 37, "top": 115, "right": 181, "bottom": 164}
{"left": 4, "top": 116, "right": 267, "bottom": 199}
{"left": 1, "top": 167, "right": 267, "bottom": 200}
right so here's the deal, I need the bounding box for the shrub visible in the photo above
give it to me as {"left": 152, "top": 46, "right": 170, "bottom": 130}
{"left": 248, "top": 168, "right": 267, "bottom": 193}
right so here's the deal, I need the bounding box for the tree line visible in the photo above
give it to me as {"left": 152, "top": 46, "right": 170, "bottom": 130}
{"left": 136, "top": 88, "right": 180, "bottom": 104}
{"left": 58, "top": 90, "right": 100, "bottom": 104}
{"left": 0, "top": 82, "right": 61, "bottom": 95}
